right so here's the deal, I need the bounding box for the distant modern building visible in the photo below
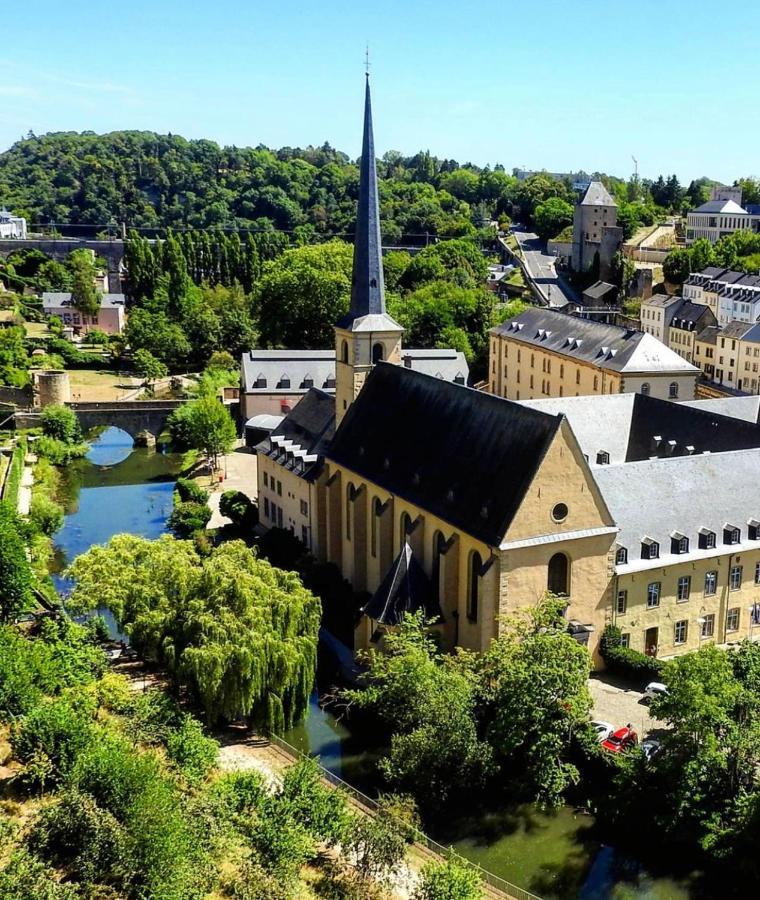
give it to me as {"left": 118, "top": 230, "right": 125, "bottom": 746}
{"left": 571, "top": 181, "right": 623, "bottom": 279}
{"left": 685, "top": 187, "right": 760, "bottom": 245}
{"left": 489, "top": 307, "right": 701, "bottom": 402}
{"left": 41, "top": 292, "right": 126, "bottom": 336}
{"left": 0, "top": 208, "right": 26, "bottom": 239}
{"left": 241, "top": 347, "right": 468, "bottom": 420}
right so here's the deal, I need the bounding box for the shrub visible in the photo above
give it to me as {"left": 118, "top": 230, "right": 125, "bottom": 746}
{"left": 278, "top": 757, "right": 349, "bottom": 846}
{"left": 167, "top": 404, "right": 195, "bottom": 448}
{"left": 35, "top": 435, "right": 89, "bottom": 464}
{"left": 11, "top": 696, "right": 96, "bottom": 788}
{"left": 165, "top": 715, "right": 218, "bottom": 783}
{"left": 413, "top": 857, "right": 484, "bottom": 900}
{"left": 600, "top": 625, "right": 664, "bottom": 680}
{"left": 343, "top": 799, "right": 410, "bottom": 888}
{"left": 121, "top": 689, "right": 183, "bottom": 745}
{"left": 85, "top": 329, "right": 110, "bottom": 346}
{"left": 175, "top": 476, "right": 209, "bottom": 504}
{"left": 0, "top": 502, "right": 33, "bottom": 623}
{"left": 40, "top": 404, "right": 82, "bottom": 444}
{"left": 167, "top": 500, "right": 211, "bottom": 538}
{"left": 28, "top": 788, "right": 132, "bottom": 887}
{"left": 90, "top": 672, "right": 133, "bottom": 714}
{"left": 29, "top": 494, "right": 64, "bottom": 536}
{"left": 250, "top": 799, "right": 314, "bottom": 880}
{"left": 209, "top": 770, "right": 267, "bottom": 821}
{"left": 219, "top": 490, "right": 258, "bottom": 529}
{"left": 0, "top": 850, "right": 81, "bottom": 899}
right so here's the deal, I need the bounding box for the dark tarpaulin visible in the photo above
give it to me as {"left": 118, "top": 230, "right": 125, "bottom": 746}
{"left": 362, "top": 542, "right": 443, "bottom": 627}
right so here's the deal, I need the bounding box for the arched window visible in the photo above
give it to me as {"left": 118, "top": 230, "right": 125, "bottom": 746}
{"left": 341, "top": 340, "right": 349, "bottom": 364}
{"left": 431, "top": 531, "right": 444, "bottom": 604}
{"left": 548, "top": 552, "right": 569, "bottom": 596}
{"left": 372, "top": 342, "right": 384, "bottom": 364}
{"left": 399, "top": 512, "right": 412, "bottom": 548}
{"left": 345, "top": 482, "right": 354, "bottom": 540}
{"left": 641, "top": 382, "right": 650, "bottom": 396}
{"left": 669, "top": 382, "right": 679, "bottom": 399}
{"left": 371, "top": 496, "right": 382, "bottom": 558}
{"left": 468, "top": 551, "right": 482, "bottom": 622}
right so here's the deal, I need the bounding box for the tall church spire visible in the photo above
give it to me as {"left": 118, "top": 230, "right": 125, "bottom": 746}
{"left": 347, "top": 74, "right": 386, "bottom": 321}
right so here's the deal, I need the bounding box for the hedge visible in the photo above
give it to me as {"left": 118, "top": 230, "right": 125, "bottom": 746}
{"left": 1, "top": 438, "right": 26, "bottom": 507}
{"left": 600, "top": 625, "right": 663, "bottom": 681}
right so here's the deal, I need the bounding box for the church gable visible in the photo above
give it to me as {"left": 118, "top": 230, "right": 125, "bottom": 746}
{"left": 502, "top": 419, "right": 615, "bottom": 546}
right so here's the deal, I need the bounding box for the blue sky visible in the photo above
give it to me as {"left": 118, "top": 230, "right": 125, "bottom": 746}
{"left": 2, "top": 1, "right": 758, "bottom": 183}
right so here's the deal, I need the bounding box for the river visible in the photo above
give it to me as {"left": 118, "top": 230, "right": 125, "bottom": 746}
{"left": 49, "top": 427, "right": 694, "bottom": 899}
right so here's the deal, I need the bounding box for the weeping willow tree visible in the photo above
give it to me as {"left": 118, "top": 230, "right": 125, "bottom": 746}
{"left": 66, "top": 536, "right": 320, "bottom": 731}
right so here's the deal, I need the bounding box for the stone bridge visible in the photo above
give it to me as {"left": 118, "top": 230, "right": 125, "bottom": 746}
{"left": 68, "top": 400, "right": 186, "bottom": 441}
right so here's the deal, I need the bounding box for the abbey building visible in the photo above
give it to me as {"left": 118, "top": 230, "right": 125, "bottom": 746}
{"left": 255, "top": 76, "right": 760, "bottom": 666}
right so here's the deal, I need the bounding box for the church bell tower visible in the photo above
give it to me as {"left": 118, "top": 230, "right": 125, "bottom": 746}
{"left": 335, "top": 73, "right": 403, "bottom": 426}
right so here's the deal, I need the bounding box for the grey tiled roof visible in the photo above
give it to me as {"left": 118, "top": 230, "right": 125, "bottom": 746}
{"left": 691, "top": 199, "right": 748, "bottom": 214}
{"left": 682, "top": 396, "right": 760, "bottom": 423}
{"left": 491, "top": 308, "right": 699, "bottom": 374}
{"left": 258, "top": 389, "right": 335, "bottom": 483}
{"left": 594, "top": 449, "right": 760, "bottom": 573}
{"left": 42, "top": 292, "right": 125, "bottom": 309}
{"left": 579, "top": 181, "right": 616, "bottom": 207}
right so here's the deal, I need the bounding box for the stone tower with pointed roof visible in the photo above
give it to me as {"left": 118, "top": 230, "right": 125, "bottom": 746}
{"left": 334, "top": 75, "right": 403, "bottom": 426}
{"left": 571, "top": 180, "right": 621, "bottom": 276}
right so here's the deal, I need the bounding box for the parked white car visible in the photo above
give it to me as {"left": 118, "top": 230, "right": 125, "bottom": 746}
{"left": 590, "top": 720, "right": 615, "bottom": 742}
{"left": 643, "top": 682, "right": 668, "bottom": 702}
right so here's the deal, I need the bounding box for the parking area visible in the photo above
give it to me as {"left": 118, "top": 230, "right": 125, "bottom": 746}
{"left": 588, "top": 673, "right": 666, "bottom": 739}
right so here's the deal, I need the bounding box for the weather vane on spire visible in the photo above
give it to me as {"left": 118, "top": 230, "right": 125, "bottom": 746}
{"left": 365, "top": 44, "right": 370, "bottom": 78}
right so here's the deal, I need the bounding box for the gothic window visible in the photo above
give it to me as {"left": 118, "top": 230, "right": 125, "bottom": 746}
{"left": 468, "top": 551, "right": 482, "bottom": 622}
{"left": 548, "top": 552, "right": 569, "bottom": 595}
{"left": 372, "top": 342, "right": 384, "bottom": 363}
{"left": 341, "top": 340, "right": 349, "bottom": 364}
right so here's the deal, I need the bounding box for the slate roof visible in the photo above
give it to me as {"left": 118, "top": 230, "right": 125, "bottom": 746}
{"left": 42, "top": 292, "right": 126, "bottom": 310}
{"left": 241, "top": 350, "right": 336, "bottom": 395}
{"left": 691, "top": 199, "right": 748, "bottom": 215}
{"left": 258, "top": 389, "right": 335, "bottom": 483}
{"left": 492, "top": 308, "right": 700, "bottom": 375}
{"left": 594, "top": 449, "right": 760, "bottom": 573}
{"left": 695, "top": 325, "right": 720, "bottom": 346}
{"left": 682, "top": 396, "right": 760, "bottom": 424}
{"left": 582, "top": 281, "right": 617, "bottom": 302}
{"left": 241, "top": 348, "right": 469, "bottom": 394}
{"left": 521, "top": 392, "right": 760, "bottom": 465}
{"left": 580, "top": 181, "right": 616, "bottom": 207}
{"left": 669, "top": 300, "right": 715, "bottom": 331}
{"left": 362, "top": 543, "right": 441, "bottom": 626}
{"left": 327, "top": 362, "right": 563, "bottom": 547}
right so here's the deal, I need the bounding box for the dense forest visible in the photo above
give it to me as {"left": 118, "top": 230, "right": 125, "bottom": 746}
{"left": 1, "top": 130, "right": 751, "bottom": 242}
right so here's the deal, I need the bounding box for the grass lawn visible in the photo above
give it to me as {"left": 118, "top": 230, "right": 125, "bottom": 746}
{"left": 67, "top": 369, "right": 142, "bottom": 402}
{"left": 23, "top": 321, "right": 51, "bottom": 339}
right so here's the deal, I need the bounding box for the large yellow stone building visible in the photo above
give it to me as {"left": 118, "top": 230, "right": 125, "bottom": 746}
{"left": 489, "top": 308, "right": 700, "bottom": 403}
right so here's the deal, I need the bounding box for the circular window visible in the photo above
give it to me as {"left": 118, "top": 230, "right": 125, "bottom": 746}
{"left": 551, "top": 502, "right": 568, "bottom": 523}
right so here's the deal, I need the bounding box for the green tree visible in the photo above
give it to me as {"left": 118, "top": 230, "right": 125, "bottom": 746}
{"left": 476, "top": 595, "right": 592, "bottom": 806}
{"left": 167, "top": 500, "right": 212, "bottom": 538}
{"left": 533, "top": 197, "right": 574, "bottom": 240}
{"left": 133, "top": 348, "right": 168, "bottom": 391}
{"left": 346, "top": 613, "right": 493, "bottom": 814}
{"left": 184, "top": 395, "right": 237, "bottom": 469}
{"left": 663, "top": 248, "right": 691, "bottom": 285}
{"left": 68, "top": 249, "right": 101, "bottom": 317}
{"left": 66, "top": 536, "right": 321, "bottom": 728}
{"left": 40, "top": 405, "right": 82, "bottom": 443}
{"left": 688, "top": 237, "right": 715, "bottom": 272}
{"left": 256, "top": 241, "right": 352, "bottom": 348}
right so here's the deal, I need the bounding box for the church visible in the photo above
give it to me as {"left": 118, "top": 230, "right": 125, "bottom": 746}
{"left": 256, "top": 75, "right": 760, "bottom": 666}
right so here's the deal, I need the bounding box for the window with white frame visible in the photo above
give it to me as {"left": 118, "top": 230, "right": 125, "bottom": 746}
{"left": 704, "top": 571, "right": 718, "bottom": 596}
{"left": 677, "top": 576, "right": 691, "bottom": 601}
{"left": 674, "top": 620, "right": 688, "bottom": 644}
{"left": 647, "top": 582, "right": 661, "bottom": 608}
{"left": 701, "top": 614, "right": 715, "bottom": 638}
{"left": 755, "top": 561, "right": 760, "bottom": 585}
{"left": 620, "top": 633, "right": 630, "bottom": 648}
{"left": 616, "top": 547, "right": 628, "bottom": 565}
{"left": 730, "top": 565, "right": 743, "bottom": 590}
{"left": 616, "top": 590, "right": 627, "bottom": 614}
{"left": 727, "top": 607, "right": 740, "bottom": 632}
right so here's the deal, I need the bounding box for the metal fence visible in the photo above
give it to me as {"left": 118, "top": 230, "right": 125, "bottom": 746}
{"left": 267, "top": 731, "right": 542, "bottom": 900}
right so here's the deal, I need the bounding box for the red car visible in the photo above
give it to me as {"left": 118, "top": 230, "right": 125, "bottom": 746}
{"left": 601, "top": 725, "right": 638, "bottom": 754}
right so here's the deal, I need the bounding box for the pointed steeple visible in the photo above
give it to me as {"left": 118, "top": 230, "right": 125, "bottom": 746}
{"left": 340, "top": 74, "right": 392, "bottom": 326}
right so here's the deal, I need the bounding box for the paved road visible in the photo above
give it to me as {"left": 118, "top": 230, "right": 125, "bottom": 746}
{"left": 512, "top": 226, "right": 579, "bottom": 309}
{"left": 588, "top": 674, "right": 666, "bottom": 740}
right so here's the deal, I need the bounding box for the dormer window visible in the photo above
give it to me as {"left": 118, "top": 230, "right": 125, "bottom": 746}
{"left": 724, "top": 525, "right": 741, "bottom": 545}
{"left": 278, "top": 374, "right": 291, "bottom": 389}
{"left": 254, "top": 373, "right": 267, "bottom": 389}
{"left": 748, "top": 519, "right": 760, "bottom": 541}
{"left": 302, "top": 374, "right": 314, "bottom": 388}
{"left": 671, "top": 532, "right": 689, "bottom": 555}
{"left": 641, "top": 538, "right": 659, "bottom": 560}
{"left": 324, "top": 375, "right": 336, "bottom": 389}
{"left": 698, "top": 528, "right": 716, "bottom": 549}
{"left": 616, "top": 546, "right": 628, "bottom": 565}
{"left": 596, "top": 450, "right": 610, "bottom": 465}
